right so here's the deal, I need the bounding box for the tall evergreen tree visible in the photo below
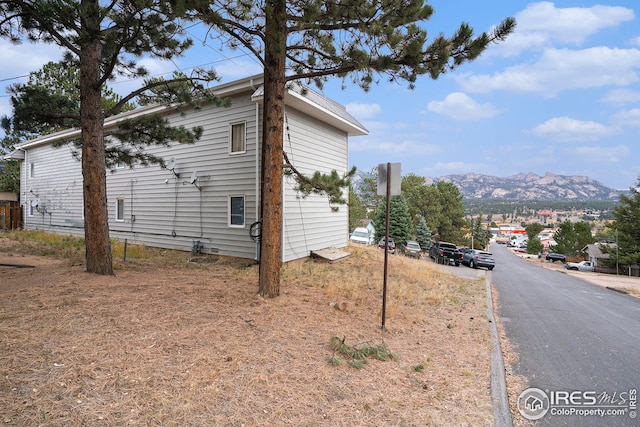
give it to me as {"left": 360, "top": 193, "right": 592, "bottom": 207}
{"left": 526, "top": 223, "right": 544, "bottom": 241}
{"left": 553, "top": 221, "right": 593, "bottom": 256}
{"left": 191, "top": 0, "right": 515, "bottom": 297}
{"left": 607, "top": 177, "right": 640, "bottom": 266}
{"left": 401, "top": 173, "right": 429, "bottom": 230}
{"left": 374, "top": 195, "right": 412, "bottom": 245}
{"left": 357, "top": 167, "right": 384, "bottom": 211}
{"left": 435, "top": 181, "right": 465, "bottom": 243}
{"left": 0, "top": 1, "right": 223, "bottom": 275}
{"left": 415, "top": 216, "right": 432, "bottom": 252}
{"left": 348, "top": 183, "right": 368, "bottom": 232}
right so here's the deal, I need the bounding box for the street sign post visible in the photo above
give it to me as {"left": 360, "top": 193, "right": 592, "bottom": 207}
{"left": 378, "top": 162, "right": 401, "bottom": 331}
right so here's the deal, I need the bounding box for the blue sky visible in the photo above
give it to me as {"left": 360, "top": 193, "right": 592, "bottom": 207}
{"left": 1, "top": 1, "right": 639, "bottom": 190}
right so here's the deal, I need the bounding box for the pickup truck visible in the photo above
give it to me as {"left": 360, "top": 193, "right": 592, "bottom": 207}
{"left": 565, "top": 261, "right": 595, "bottom": 272}
{"left": 429, "top": 242, "right": 463, "bottom": 266}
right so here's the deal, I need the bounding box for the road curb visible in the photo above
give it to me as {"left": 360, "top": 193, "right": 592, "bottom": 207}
{"left": 486, "top": 272, "right": 513, "bottom": 427}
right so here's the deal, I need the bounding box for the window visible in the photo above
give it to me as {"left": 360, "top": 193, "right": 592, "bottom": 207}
{"left": 116, "top": 198, "right": 124, "bottom": 222}
{"left": 28, "top": 162, "right": 34, "bottom": 179}
{"left": 230, "top": 122, "right": 246, "bottom": 154}
{"left": 28, "top": 202, "right": 34, "bottom": 217}
{"left": 229, "top": 196, "right": 245, "bottom": 227}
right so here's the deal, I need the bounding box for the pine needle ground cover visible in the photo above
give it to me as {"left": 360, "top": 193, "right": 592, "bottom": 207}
{"left": 1, "top": 234, "right": 492, "bottom": 426}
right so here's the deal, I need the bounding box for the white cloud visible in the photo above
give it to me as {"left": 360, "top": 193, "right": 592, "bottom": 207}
{"left": 572, "top": 145, "right": 630, "bottom": 163}
{"left": 495, "top": 2, "right": 635, "bottom": 56}
{"left": 629, "top": 36, "right": 640, "bottom": 47}
{"left": 0, "top": 40, "right": 65, "bottom": 80}
{"left": 214, "top": 59, "right": 263, "bottom": 79}
{"left": 345, "top": 103, "right": 382, "bottom": 120}
{"left": 427, "top": 92, "right": 500, "bottom": 121}
{"left": 611, "top": 108, "right": 640, "bottom": 128}
{"left": 350, "top": 135, "right": 440, "bottom": 157}
{"left": 458, "top": 47, "right": 640, "bottom": 96}
{"left": 601, "top": 88, "right": 640, "bottom": 106}
{"left": 530, "top": 117, "right": 612, "bottom": 142}
{"left": 420, "top": 162, "right": 488, "bottom": 176}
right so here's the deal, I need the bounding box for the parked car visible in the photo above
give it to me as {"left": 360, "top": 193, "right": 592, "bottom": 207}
{"left": 349, "top": 227, "right": 372, "bottom": 245}
{"left": 462, "top": 249, "right": 495, "bottom": 270}
{"left": 565, "top": 261, "right": 595, "bottom": 272}
{"left": 401, "top": 240, "right": 422, "bottom": 259}
{"left": 546, "top": 253, "right": 566, "bottom": 263}
{"left": 378, "top": 237, "right": 396, "bottom": 254}
{"left": 428, "top": 242, "right": 463, "bottom": 266}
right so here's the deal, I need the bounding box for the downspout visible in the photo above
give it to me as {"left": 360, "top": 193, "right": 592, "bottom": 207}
{"left": 250, "top": 78, "right": 260, "bottom": 223}
{"left": 282, "top": 106, "right": 287, "bottom": 262}
{"left": 21, "top": 148, "right": 27, "bottom": 230}
{"left": 255, "top": 101, "right": 260, "bottom": 222}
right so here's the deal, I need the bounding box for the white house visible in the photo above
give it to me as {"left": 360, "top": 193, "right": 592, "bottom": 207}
{"left": 5, "top": 74, "right": 367, "bottom": 262}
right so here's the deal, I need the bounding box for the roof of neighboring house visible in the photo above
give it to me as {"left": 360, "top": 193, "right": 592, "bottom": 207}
{"left": 582, "top": 243, "right": 615, "bottom": 259}
{"left": 9, "top": 74, "right": 367, "bottom": 156}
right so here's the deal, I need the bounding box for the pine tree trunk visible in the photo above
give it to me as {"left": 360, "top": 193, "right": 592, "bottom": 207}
{"left": 80, "top": 0, "right": 113, "bottom": 275}
{"left": 258, "top": 0, "right": 287, "bottom": 297}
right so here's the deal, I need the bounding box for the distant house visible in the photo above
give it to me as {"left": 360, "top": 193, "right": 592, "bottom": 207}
{"left": 364, "top": 220, "right": 376, "bottom": 240}
{"left": 582, "top": 243, "right": 614, "bottom": 268}
{"left": 5, "top": 74, "right": 368, "bottom": 262}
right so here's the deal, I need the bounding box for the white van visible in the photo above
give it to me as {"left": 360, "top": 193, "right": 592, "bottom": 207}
{"left": 349, "top": 227, "right": 372, "bottom": 245}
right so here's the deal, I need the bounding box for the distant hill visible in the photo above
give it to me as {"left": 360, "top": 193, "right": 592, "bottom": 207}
{"left": 426, "top": 172, "right": 623, "bottom": 201}
{"left": 351, "top": 170, "right": 624, "bottom": 201}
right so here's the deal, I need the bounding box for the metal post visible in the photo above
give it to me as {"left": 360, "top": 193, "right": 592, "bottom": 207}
{"left": 381, "top": 162, "right": 391, "bottom": 332}
{"left": 616, "top": 229, "right": 619, "bottom": 276}
{"left": 123, "top": 238, "right": 128, "bottom": 262}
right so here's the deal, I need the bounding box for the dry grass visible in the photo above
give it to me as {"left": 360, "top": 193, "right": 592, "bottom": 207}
{"left": 1, "top": 232, "right": 494, "bottom": 426}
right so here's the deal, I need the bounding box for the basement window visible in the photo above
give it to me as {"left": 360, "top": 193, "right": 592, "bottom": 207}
{"left": 229, "top": 196, "right": 245, "bottom": 227}
{"left": 116, "top": 198, "right": 124, "bottom": 222}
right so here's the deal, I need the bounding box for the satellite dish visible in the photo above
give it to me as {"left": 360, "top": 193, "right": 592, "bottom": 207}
{"left": 190, "top": 170, "right": 198, "bottom": 184}
{"left": 30, "top": 199, "right": 39, "bottom": 208}
{"left": 166, "top": 158, "right": 176, "bottom": 170}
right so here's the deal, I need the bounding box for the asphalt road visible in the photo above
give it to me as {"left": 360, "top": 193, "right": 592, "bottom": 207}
{"left": 490, "top": 244, "right": 640, "bottom": 426}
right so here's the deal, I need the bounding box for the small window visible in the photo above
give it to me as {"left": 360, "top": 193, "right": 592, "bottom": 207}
{"left": 28, "top": 162, "right": 34, "bottom": 179}
{"left": 116, "top": 198, "right": 124, "bottom": 222}
{"left": 230, "top": 122, "right": 246, "bottom": 154}
{"left": 229, "top": 196, "right": 245, "bottom": 227}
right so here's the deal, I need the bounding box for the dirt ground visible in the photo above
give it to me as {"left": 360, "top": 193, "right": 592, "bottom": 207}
{"left": 0, "top": 238, "right": 496, "bottom": 427}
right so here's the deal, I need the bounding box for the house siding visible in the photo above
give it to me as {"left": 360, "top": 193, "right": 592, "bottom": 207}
{"left": 15, "top": 76, "right": 363, "bottom": 263}
{"left": 282, "top": 107, "right": 349, "bottom": 262}
{"left": 20, "top": 94, "right": 261, "bottom": 259}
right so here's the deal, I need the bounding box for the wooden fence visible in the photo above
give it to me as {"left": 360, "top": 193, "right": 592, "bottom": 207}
{"left": 0, "top": 201, "right": 22, "bottom": 231}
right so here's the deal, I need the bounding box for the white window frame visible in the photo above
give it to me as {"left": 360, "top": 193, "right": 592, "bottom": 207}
{"left": 229, "top": 122, "right": 247, "bottom": 155}
{"left": 116, "top": 198, "right": 125, "bottom": 222}
{"left": 228, "top": 195, "right": 245, "bottom": 227}
{"left": 28, "top": 162, "right": 34, "bottom": 179}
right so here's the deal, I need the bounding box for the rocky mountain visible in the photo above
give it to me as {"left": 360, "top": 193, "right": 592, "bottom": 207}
{"left": 426, "top": 172, "right": 622, "bottom": 201}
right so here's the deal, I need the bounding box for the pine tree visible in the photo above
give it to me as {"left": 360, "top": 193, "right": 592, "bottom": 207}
{"left": 607, "top": 177, "right": 640, "bottom": 266}
{"left": 190, "top": 0, "right": 515, "bottom": 297}
{"left": 374, "top": 196, "right": 412, "bottom": 245}
{"left": 348, "top": 183, "right": 368, "bottom": 232}
{"left": 415, "top": 216, "right": 433, "bottom": 252}
{"left": 0, "top": 1, "right": 223, "bottom": 275}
